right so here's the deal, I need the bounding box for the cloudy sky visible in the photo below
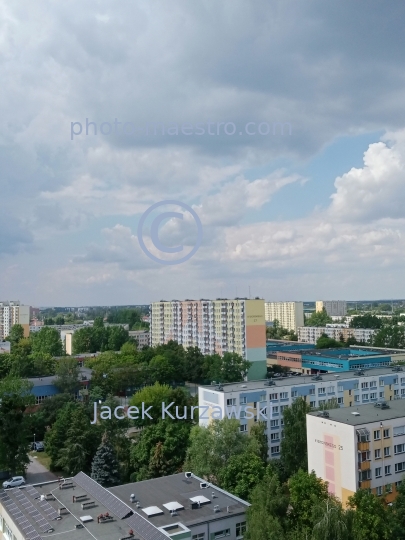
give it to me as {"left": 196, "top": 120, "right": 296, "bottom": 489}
{"left": 1, "top": 0, "right": 405, "bottom": 306}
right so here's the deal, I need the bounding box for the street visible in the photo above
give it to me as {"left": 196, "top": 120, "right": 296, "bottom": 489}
{"left": 26, "top": 456, "right": 58, "bottom": 485}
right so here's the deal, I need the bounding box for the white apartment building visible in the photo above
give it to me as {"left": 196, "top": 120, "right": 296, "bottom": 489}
{"left": 150, "top": 298, "right": 267, "bottom": 380}
{"left": 0, "top": 341, "right": 11, "bottom": 354}
{"left": 298, "top": 326, "right": 376, "bottom": 344}
{"left": 307, "top": 399, "right": 405, "bottom": 506}
{"left": 316, "top": 300, "right": 347, "bottom": 317}
{"left": 264, "top": 301, "right": 304, "bottom": 332}
{"left": 129, "top": 330, "right": 150, "bottom": 348}
{"left": 0, "top": 301, "right": 30, "bottom": 340}
{"left": 198, "top": 366, "right": 404, "bottom": 459}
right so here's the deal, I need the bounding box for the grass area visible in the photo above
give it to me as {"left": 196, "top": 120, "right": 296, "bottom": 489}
{"left": 29, "top": 451, "right": 63, "bottom": 476}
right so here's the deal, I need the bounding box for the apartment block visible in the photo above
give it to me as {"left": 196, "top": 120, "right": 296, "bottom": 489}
{"left": 316, "top": 300, "right": 347, "bottom": 317}
{"left": 129, "top": 330, "right": 150, "bottom": 348}
{"left": 307, "top": 399, "right": 405, "bottom": 506}
{"left": 264, "top": 301, "right": 304, "bottom": 332}
{"left": 150, "top": 299, "right": 267, "bottom": 380}
{"left": 298, "top": 326, "right": 376, "bottom": 344}
{"left": 198, "top": 366, "right": 405, "bottom": 459}
{"left": 0, "top": 300, "right": 30, "bottom": 340}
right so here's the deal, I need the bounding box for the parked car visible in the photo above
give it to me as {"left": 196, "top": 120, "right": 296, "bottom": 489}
{"left": 3, "top": 476, "right": 26, "bottom": 489}
{"left": 31, "top": 441, "right": 45, "bottom": 452}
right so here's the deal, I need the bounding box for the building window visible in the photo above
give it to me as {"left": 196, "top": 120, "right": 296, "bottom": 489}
{"left": 379, "top": 391, "right": 385, "bottom": 398}
{"left": 270, "top": 420, "right": 279, "bottom": 428}
{"left": 236, "top": 522, "right": 246, "bottom": 538}
{"left": 309, "top": 388, "right": 315, "bottom": 395}
{"left": 270, "top": 432, "right": 279, "bottom": 441}
{"left": 214, "top": 530, "right": 230, "bottom": 539}
{"left": 395, "top": 462, "right": 405, "bottom": 473}
{"left": 239, "top": 425, "right": 247, "bottom": 433}
{"left": 192, "top": 534, "right": 205, "bottom": 540}
{"left": 318, "top": 388, "right": 326, "bottom": 395}
{"left": 259, "top": 394, "right": 266, "bottom": 402}
{"left": 362, "top": 394, "right": 369, "bottom": 401}
{"left": 291, "top": 391, "right": 298, "bottom": 398}
{"left": 376, "top": 486, "right": 383, "bottom": 496}
{"left": 270, "top": 393, "right": 278, "bottom": 400}
{"left": 375, "top": 467, "right": 382, "bottom": 478}
{"left": 280, "top": 392, "right": 288, "bottom": 399}
{"left": 354, "top": 383, "right": 359, "bottom": 389}
{"left": 354, "top": 395, "right": 360, "bottom": 402}
{"left": 395, "top": 389, "right": 399, "bottom": 396}
{"left": 380, "top": 380, "right": 385, "bottom": 387}
{"left": 310, "top": 401, "right": 316, "bottom": 408}
{"left": 385, "top": 483, "right": 392, "bottom": 493}
{"left": 280, "top": 419, "right": 284, "bottom": 426}
{"left": 240, "top": 411, "right": 246, "bottom": 419}
{"left": 370, "top": 381, "right": 377, "bottom": 388}
{"left": 318, "top": 399, "right": 326, "bottom": 405}
{"left": 271, "top": 446, "right": 280, "bottom": 455}
{"left": 349, "top": 389, "right": 352, "bottom": 396}
{"left": 396, "top": 480, "right": 403, "bottom": 489}
{"left": 394, "top": 426, "right": 405, "bottom": 437}
{"left": 328, "top": 387, "right": 335, "bottom": 394}
{"left": 394, "top": 378, "right": 398, "bottom": 384}
{"left": 375, "top": 449, "right": 381, "bottom": 459}
{"left": 385, "top": 465, "right": 391, "bottom": 475}
{"left": 240, "top": 397, "right": 247, "bottom": 404}
{"left": 361, "top": 382, "right": 369, "bottom": 389}
{"left": 338, "top": 397, "right": 343, "bottom": 404}
{"left": 374, "top": 430, "right": 381, "bottom": 441}
{"left": 227, "top": 398, "right": 236, "bottom": 406}
{"left": 395, "top": 444, "right": 405, "bottom": 454}
{"left": 280, "top": 405, "right": 288, "bottom": 412}
{"left": 384, "top": 447, "right": 391, "bottom": 457}
{"left": 383, "top": 429, "right": 390, "bottom": 439}
{"left": 272, "top": 406, "right": 279, "bottom": 414}
{"left": 370, "top": 393, "right": 377, "bottom": 400}
{"left": 338, "top": 385, "right": 344, "bottom": 392}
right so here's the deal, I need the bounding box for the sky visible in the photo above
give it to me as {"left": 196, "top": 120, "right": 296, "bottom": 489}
{"left": 1, "top": 0, "right": 405, "bottom": 306}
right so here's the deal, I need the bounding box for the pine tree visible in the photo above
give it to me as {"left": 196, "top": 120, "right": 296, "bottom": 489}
{"left": 91, "top": 434, "right": 121, "bottom": 487}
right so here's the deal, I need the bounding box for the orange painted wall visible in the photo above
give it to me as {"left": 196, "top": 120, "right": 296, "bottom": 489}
{"left": 246, "top": 324, "right": 266, "bottom": 348}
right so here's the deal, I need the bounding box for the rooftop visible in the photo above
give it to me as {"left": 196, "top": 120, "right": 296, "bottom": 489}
{"left": 0, "top": 473, "right": 248, "bottom": 540}
{"left": 308, "top": 399, "right": 405, "bottom": 426}
{"left": 28, "top": 368, "right": 92, "bottom": 387}
{"left": 200, "top": 366, "right": 404, "bottom": 393}
{"left": 109, "top": 472, "right": 249, "bottom": 530}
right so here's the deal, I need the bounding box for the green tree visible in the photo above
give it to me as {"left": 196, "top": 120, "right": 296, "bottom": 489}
{"left": 6, "top": 324, "right": 25, "bottom": 347}
{"left": 45, "top": 402, "right": 78, "bottom": 469}
{"left": 184, "top": 418, "right": 246, "bottom": 483}
{"left": 149, "top": 355, "right": 176, "bottom": 384}
{"left": 288, "top": 470, "right": 329, "bottom": 532}
{"left": 219, "top": 451, "right": 266, "bottom": 500}
{"left": 55, "top": 316, "right": 65, "bottom": 325}
{"left": 350, "top": 315, "right": 382, "bottom": 329}
{"left": 56, "top": 406, "right": 101, "bottom": 475}
{"left": 91, "top": 434, "right": 121, "bottom": 487}
{"left": 316, "top": 334, "right": 344, "bottom": 349}
{"left": 347, "top": 489, "right": 391, "bottom": 540}
{"left": 0, "top": 377, "right": 34, "bottom": 474}
{"left": 245, "top": 470, "right": 289, "bottom": 540}
{"left": 249, "top": 422, "right": 269, "bottom": 464}
{"left": 311, "top": 497, "right": 352, "bottom": 540}
{"left": 305, "top": 308, "right": 332, "bottom": 327}
{"left": 390, "top": 476, "right": 405, "bottom": 539}
{"left": 54, "top": 357, "right": 81, "bottom": 394}
{"left": 372, "top": 325, "right": 405, "bottom": 349}
{"left": 130, "top": 421, "right": 191, "bottom": 481}
{"left": 203, "top": 352, "right": 251, "bottom": 383}
{"left": 280, "top": 397, "right": 311, "bottom": 477}
{"left": 31, "top": 326, "right": 64, "bottom": 357}
{"left": 184, "top": 346, "right": 205, "bottom": 383}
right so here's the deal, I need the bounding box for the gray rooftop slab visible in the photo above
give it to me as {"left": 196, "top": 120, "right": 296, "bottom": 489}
{"left": 109, "top": 473, "right": 248, "bottom": 530}
{"left": 308, "top": 399, "right": 405, "bottom": 426}
{"left": 200, "top": 366, "right": 405, "bottom": 393}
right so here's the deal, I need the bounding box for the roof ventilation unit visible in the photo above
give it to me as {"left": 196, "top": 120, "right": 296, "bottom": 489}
{"left": 200, "top": 482, "right": 208, "bottom": 489}
{"left": 317, "top": 411, "right": 329, "bottom": 418}
{"left": 264, "top": 380, "right": 275, "bottom": 386}
{"left": 214, "top": 505, "right": 220, "bottom": 513}
{"left": 185, "top": 472, "right": 192, "bottom": 479}
{"left": 129, "top": 494, "right": 136, "bottom": 503}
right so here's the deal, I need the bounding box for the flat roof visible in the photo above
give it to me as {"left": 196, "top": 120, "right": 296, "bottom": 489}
{"left": 308, "top": 399, "right": 405, "bottom": 426}
{"left": 200, "top": 366, "right": 404, "bottom": 393}
{"left": 109, "top": 473, "right": 249, "bottom": 530}
{"left": 28, "top": 368, "right": 92, "bottom": 387}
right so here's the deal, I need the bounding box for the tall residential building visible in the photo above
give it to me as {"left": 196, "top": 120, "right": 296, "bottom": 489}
{"left": 307, "top": 399, "right": 405, "bottom": 505}
{"left": 0, "top": 300, "right": 30, "bottom": 340}
{"left": 150, "top": 298, "right": 267, "bottom": 379}
{"left": 199, "top": 366, "right": 405, "bottom": 459}
{"left": 265, "top": 301, "right": 304, "bottom": 331}
{"left": 316, "top": 300, "right": 347, "bottom": 317}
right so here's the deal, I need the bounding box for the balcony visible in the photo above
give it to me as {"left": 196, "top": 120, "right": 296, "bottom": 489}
{"left": 358, "top": 461, "right": 371, "bottom": 472}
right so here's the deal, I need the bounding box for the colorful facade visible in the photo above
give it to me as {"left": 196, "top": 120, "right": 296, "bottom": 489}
{"left": 150, "top": 299, "right": 267, "bottom": 380}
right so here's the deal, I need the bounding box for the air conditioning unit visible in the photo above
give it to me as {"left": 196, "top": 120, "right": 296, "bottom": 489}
{"left": 200, "top": 482, "right": 208, "bottom": 489}
{"left": 185, "top": 472, "right": 192, "bottom": 479}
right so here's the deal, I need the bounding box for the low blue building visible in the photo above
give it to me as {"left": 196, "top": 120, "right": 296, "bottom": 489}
{"left": 301, "top": 348, "right": 392, "bottom": 373}
{"left": 28, "top": 367, "right": 92, "bottom": 404}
